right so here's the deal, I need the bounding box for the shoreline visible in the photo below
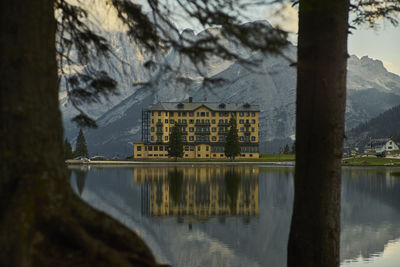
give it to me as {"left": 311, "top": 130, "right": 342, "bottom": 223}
{"left": 66, "top": 160, "right": 295, "bottom": 166}
{"left": 66, "top": 160, "right": 400, "bottom": 168}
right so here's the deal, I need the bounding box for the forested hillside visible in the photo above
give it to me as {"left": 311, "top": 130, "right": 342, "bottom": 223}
{"left": 347, "top": 105, "right": 400, "bottom": 147}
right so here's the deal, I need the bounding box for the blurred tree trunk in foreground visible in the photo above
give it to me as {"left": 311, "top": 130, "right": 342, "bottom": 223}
{"left": 0, "top": 1, "right": 159, "bottom": 266}
{"left": 288, "top": 1, "right": 350, "bottom": 267}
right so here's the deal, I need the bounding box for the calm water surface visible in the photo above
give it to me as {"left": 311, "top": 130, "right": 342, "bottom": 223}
{"left": 69, "top": 165, "right": 400, "bottom": 267}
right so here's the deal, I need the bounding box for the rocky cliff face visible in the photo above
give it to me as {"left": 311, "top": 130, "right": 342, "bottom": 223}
{"left": 60, "top": 18, "right": 400, "bottom": 156}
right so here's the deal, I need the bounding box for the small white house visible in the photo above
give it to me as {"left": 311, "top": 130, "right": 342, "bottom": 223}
{"left": 367, "top": 138, "right": 399, "bottom": 153}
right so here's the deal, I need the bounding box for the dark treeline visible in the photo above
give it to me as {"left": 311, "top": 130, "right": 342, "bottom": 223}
{"left": 347, "top": 104, "right": 400, "bottom": 146}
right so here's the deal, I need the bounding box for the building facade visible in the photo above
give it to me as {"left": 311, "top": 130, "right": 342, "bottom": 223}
{"left": 364, "top": 138, "right": 399, "bottom": 154}
{"left": 133, "top": 98, "right": 260, "bottom": 159}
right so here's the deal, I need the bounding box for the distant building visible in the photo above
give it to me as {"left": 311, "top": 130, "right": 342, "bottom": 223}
{"left": 365, "top": 138, "right": 399, "bottom": 154}
{"left": 133, "top": 97, "right": 260, "bottom": 159}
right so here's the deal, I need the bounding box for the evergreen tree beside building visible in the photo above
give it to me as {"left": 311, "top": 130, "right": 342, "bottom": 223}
{"left": 168, "top": 124, "right": 183, "bottom": 161}
{"left": 64, "top": 138, "right": 73, "bottom": 159}
{"left": 284, "top": 144, "right": 290, "bottom": 154}
{"left": 224, "top": 117, "right": 241, "bottom": 161}
{"left": 74, "top": 129, "right": 88, "bottom": 157}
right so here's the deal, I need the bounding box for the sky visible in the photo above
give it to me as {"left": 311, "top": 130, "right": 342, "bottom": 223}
{"left": 245, "top": 3, "right": 400, "bottom": 75}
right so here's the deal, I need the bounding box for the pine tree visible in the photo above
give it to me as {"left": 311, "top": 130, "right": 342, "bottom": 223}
{"left": 284, "top": 144, "right": 290, "bottom": 154}
{"left": 168, "top": 124, "right": 183, "bottom": 161}
{"left": 74, "top": 129, "right": 88, "bottom": 157}
{"left": 224, "top": 117, "right": 241, "bottom": 161}
{"left": 64, "top": 138, "right": 73, "bottom": 159}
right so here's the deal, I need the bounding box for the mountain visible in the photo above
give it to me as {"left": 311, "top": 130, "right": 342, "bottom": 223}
{"left": 346, "top": 104, "right": 400, "bottom": 148}
{"left": 60, "top": 19, "right": 400, "bottom": 156}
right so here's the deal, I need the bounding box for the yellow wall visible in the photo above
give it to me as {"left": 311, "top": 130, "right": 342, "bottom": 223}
{"left": 134, "top": 104, "right": 259, "bottom": 159}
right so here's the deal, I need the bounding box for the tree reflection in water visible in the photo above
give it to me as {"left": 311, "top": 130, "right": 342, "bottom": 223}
{"left": 168, "top": 167, "right": 184, "bottom": 205}
{"left": 224, "top": 168, "right": 241, "bottom": 213}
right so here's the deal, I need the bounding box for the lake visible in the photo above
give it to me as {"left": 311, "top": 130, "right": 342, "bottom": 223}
{"left": 69, "top": 165, "right": 400, "bottom": 267}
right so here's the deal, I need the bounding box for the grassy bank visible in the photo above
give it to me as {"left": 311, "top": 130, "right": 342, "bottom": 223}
{"left": 342, "top": 157, "right": 400, "bottom": 166}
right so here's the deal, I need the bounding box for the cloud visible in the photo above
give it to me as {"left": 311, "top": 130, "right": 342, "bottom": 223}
{"left": 262, "top": 3, "right": 298, "bottom": 33}
{"left": 382, "top": 60, "right": 400, "bottom": 76}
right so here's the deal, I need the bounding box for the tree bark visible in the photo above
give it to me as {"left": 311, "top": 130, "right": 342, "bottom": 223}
{"left": 287, "top": 1, "right": 349, "bottom": 267}
{"left": 0, "top": 1, "right": 159, "bottom": 266}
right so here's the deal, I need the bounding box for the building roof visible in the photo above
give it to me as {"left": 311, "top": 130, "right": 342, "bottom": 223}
{"left": 147, "top": 102, "right": 260, "bottom": 112}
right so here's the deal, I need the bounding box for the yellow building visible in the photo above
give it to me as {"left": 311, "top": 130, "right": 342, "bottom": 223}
{"left": 133, "top": 166, "right": 259, "bottom": 219}
{"left": 133, "top": 98, "right": 260, "bottom": 159}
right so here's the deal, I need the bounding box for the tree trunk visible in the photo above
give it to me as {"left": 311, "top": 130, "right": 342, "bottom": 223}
{"left": 287, "top": 1, "right": 349, "bottom": 267}
{"left": 0, "top": 1, "right": 159, "bottom": 266}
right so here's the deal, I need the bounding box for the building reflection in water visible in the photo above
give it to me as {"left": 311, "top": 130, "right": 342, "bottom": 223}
{"left": 133, "top": 166, "right": 259, "bottom": 220}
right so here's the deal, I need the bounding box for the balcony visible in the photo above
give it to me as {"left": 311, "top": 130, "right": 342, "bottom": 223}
{"left": 244, "top": 122, "right": 251, "bottom": 127}
{"left": 195, "top": 121, "right": 210, "bottom": 126}
{"left": 195, "top": 130, "right": 210, "bottom": 135}
{"left": 244, "top": 131, "right": 251, "bottom": 136}
{"left": 218, "top": 130, "right": 228, "bottom": 135}
{"left": 176, "top": 121, "right": 187, "bottom": 126}
{"left": 218, "top": 121, "right": 229, "bottom": 126}
{"left": 156, "top": 121, "right": 163, "bottom": 127}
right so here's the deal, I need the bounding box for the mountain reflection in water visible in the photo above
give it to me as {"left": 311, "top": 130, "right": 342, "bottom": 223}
{"left": 69, "top": 165, "right": 400, "bottom": 267}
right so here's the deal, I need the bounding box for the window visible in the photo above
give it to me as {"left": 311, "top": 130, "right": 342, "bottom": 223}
{"left": 151, "top": 119, "right": 154, "bottom": 123}
{"left": 198, "top": 146, "right": 201, "bottom": 151}
{"left": 198, "top": 154, "right": 201, "bottom": 157}
{"left": 182, "top": 112, "right": 186, "bottom": 116}
{"left": 145, "top": 146, "right": 147, "bottom": 151}
{"left": 178, "top": 112, "right": 181, "bottom": 117}
{"left": 212, "top": 136, "right": 217, "bottom": 141}
{"left": 212, "top": 119, "right": 215, "bottom": 124}
{"left": 165, "top": 136, "right": 168, "bottom": 141}
{"left": 240, "top": 136, "right": 244, "bottom": 141}
{"left": 206, "top": 146, "right": 209, "bottom": 151}
{"left": 137, "top": 146, "right": 142, "bottom": 151}
{"left": 252, "top": 112, "right": 255, "bottom": 117}
{"left": 158, "top": 112, "right": 161, "bottom": 116}
{"left": 212, "top": 127, "right": 216, "bottom": 132}
{"left": 206, "top": 154, "right": 209, "bottom": 157}
{"left": 137, "top": 154, "right": 141, "bottom": 157}
{"left": 151, "top": 136, "right": 154, "bottom": 141}
{"left": 148, "top": 146, "right": 152, "bottom": 151}
{"left": 185, "top": 154, "right": 189, "bottom": 157}
{"left": 189, "top": 112, "right": 194, "bottom": 117}
{"left": 185, "top": 146, "right": 189, "bottom": 151}
{"left": 213, "top": 154, "right": 216, "bottom": 157}
{"left": 250, "top": 154, "right": 253, "bottom": 157}
{"left": 239, "top": 112, "right": 244, "bottom": 116}
{"left": 165, "top": 119, "right": 168, "bottom": 123}
{"left": 206, "top": 112, "right": 209, "bottom": 116}
{"left": 220, "top": 154, "right": 224, "bottom": 157}
{"left": 170, "top": 119, "right": 174, "bottom": 124}
{"left": 251, "top": 136, "right": 256, "bottom": 141}
{"left": 252, "top": 127, "right": 255, "bottom": 132}
{"left": 212, "top": 112, "right": 216, "bottom": 117}
{"left": 182, "top": 136, "right": 187, "bottom": 141}
{"left": 196, "top": 136, "right": 201, "bottom": 141}
{"left": 151, "top": 112, "right": 154, "bottom": 116}
{"left": 252, "top": 119, "right": 255, "bottom": 124}
{"left": 190, "top": 146, "right": 194, "bottom": 151}
{"left": 189, "top": 127, "right": 194, "bottom": 132}
{"left": 247, "top": 112, "right": 250, "bottom": 116}
{"left": 189, "top": 136, "right": 194, "bottom": 141}
{"left": 201, "top": 112, "right": 205, "bottom": 117}
{"left": 170, "top": 112, "right": 174, "bottom": 116}
{"left": 239, "top": 119, "right": 244, "bottom": 124}
{"left": 154, "top": 146, "right": 158, "bottom": 151}
{"left": 189, "top": 119, "right": 194, "bottom": 124}
{"left": 197, "top": 112, "right": 199, "bottom": 116}
{"left": 160, "top": 146, "right": 163, "bottom": 151}
{"left": 240, "top": 127, "right": 244, "bottom": 132}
